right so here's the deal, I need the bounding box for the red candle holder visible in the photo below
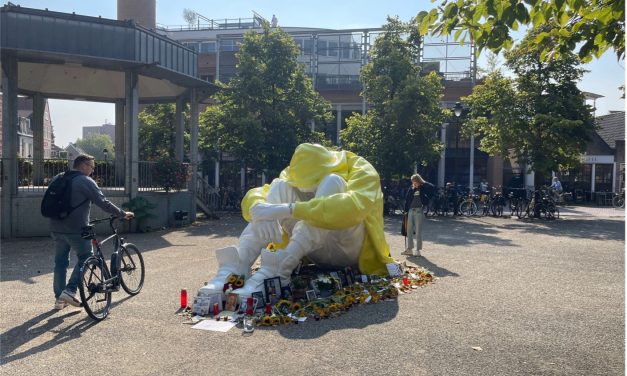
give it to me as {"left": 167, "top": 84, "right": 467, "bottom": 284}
{"left": 246, "top": 297, "right": 254, "bottom": 316}
{"left": 180, "top": 289, "right": 188, "bottom": 308}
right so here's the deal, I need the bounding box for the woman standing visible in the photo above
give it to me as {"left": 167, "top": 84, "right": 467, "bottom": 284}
{"left": 403, "top": 174, "right": 433, "bottom": 257}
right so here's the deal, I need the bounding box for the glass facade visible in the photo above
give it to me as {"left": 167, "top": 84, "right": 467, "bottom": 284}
{"left": 595, "top": 164, "right": 613, "bottom": 192}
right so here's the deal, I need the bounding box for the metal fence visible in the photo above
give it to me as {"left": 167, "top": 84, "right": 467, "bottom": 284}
{"left": 5, "top": 158, "right": 189, "bottom": 193}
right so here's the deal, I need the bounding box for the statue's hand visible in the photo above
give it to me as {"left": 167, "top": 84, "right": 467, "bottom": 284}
{"left": 253, "top": 220, "right": 283, "bottom": 244}
{"left": 250, "top": 203, "right": 292, "bottom": 221}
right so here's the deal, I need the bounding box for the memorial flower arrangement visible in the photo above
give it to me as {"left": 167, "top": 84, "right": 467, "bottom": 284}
{"left": 253, "top": 265, "right": 434, "bottom": 327}
{"left": 180, "top": 264, "right": 435, "bottom": 328}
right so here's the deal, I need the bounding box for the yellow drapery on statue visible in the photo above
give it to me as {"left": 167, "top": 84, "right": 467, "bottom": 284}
{"left": 241, "top": 143, "right": 394, "bottom": 276}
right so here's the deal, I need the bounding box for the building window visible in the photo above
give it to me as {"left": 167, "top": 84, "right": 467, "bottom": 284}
{"left": 317, "top": 40, "right": 327, "bottom": 56}
{"left": 184, "top": 42, "right": 199, "bottom": 52}
{"left": 220, "top": 39, "right": 239, "bottom": 51}
{"left": 328, "top": 41, "right": 338, "bottom": 58}
{"left": 200, "top": 42, "right": 216, "bottom": 53}
{"left": 303, "top": 39, "right": 313, "bottom": 55}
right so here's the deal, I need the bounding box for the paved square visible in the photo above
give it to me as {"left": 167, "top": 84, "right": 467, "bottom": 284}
{"left": 1, "top": 209, "right": 624, "bottom": 375}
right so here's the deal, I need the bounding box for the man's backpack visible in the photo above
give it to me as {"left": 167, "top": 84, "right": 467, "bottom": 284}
{"left": 40, "top": 171, "right": 87, "bottom": 219}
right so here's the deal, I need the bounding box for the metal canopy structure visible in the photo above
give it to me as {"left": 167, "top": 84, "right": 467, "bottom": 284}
{"left": 1, "top": 4, "right": 214, "bottom": 102}
{"left": 0, "top": 4, "right": 216, "bottom": 238}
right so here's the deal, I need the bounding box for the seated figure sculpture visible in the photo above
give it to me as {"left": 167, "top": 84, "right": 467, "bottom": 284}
{"left": 197, "top": 143, "right": 395, "bottom": 300}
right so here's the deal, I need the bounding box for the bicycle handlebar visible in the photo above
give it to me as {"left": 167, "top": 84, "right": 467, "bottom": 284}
{"left": 89, "top": 215, "right": 127, "bottom": 231}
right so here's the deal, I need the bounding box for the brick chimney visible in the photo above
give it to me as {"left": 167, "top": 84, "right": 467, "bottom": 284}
{"left": 117, "top": 0, "right": 156, "bottom": 29}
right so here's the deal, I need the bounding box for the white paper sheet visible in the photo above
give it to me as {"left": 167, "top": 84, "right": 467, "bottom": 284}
{"left": 191, "top": 319, "right": 236, "bottom": 332}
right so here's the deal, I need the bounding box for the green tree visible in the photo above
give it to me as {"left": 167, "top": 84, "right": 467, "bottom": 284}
{"left": 199, "top": 25, "right": 331, "bottom": 178}
{"left": 416, "top": 0, "right": 625, "bottom": 62}
{"left": 461, "top": 28, "right": 595, "bottom": 177}
{"left": 138, "top": 104, "right": 190, "bottom": 160}
{"left": 341, "top": 18, "right": 447, "bottom": 180}
{"left": 75, "top": 133, "right": 115, "bottom": 161}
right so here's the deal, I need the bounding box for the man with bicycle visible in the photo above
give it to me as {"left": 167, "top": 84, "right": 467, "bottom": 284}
{"left": 48, "top": 154, "right": 134, "bottom": 310}
{"left": 550, "top": 176, "right": 563, "bottom": 203}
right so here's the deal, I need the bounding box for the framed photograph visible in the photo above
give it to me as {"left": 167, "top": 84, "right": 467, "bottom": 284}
{"left": 206, "top": 293, "right": 223, "bottom": 311}
{"left": 305, "top": 289, "right": 317, "bottom": 302}
{"left": 329, "top": 271, "right": 340, "bottom": 282}
{"left": 264, "top": 277, "right": 282, "bottom": 300}
{"left": 281, "top": 286, "right": 293, "bottom": 300}
{"left": 224, "top": 292, "right": 239, "bottom": 312}
{"left": 251, "top": 291, "right": 265, "bottom": 311}
{"left": 336, "top": 270, "right": 348, "bottom": 287}
{"left": 311, "top": 277, "right": 336, "bottom": 298}
{"left": 268, "top": 294, "right": 280, "bottom": 305}
{"left": 191, "top": 296, "right": 211, "bottom": 316}
{"left": 344, "top": 267, "right": 355, "bottom": 285}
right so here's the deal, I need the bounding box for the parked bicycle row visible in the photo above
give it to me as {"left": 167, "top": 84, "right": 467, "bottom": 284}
{"left": 387, "top": 185, "right": 572, "bottom": 220}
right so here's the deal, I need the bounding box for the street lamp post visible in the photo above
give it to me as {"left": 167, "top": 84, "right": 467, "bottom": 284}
{"left": 102, "top": 148, "right": 108, "bottom": 162}
{"left": 453, "top": 102, "right": 474, "bottom": 190}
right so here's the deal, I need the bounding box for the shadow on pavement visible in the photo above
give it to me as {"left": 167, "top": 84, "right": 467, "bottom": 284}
{"left": 404, "top": 255, "right": 460, "bottom": 278}
{"left": 0, "top": 309, "right": 95, "bottom": 365}
{"left": 0, "top": 295, "right": 133, "bottom": 365}
{"left": 506, "top": 218, "right": 624, "bottom": 241}
{"left": 274, "top": 299, "right": 399, "bottom": 339}
{"left": 385, "top": 216, "right": 517, "bottom": 248}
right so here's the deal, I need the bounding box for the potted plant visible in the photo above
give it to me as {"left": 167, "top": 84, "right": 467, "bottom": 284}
{"left": 289, "top": 275, "right": 309, "bottom": 300}
{"left": 122, "top": 196, "right": 157, "bottom": 232}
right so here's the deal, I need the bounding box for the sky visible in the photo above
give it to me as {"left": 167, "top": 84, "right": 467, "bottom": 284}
{"left": 12, "top": 0, "right": 626, "bottom": 148}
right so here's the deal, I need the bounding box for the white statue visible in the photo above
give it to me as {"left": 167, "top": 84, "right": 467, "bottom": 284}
{"left": 198, "top": 143, "right": 394, "bottom": 300}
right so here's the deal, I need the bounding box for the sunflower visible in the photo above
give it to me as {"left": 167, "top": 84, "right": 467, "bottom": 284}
{"left": 271, "top": 316, "right": 281, "bottom": 325}
{"left": 282, "top": 316, "right": 292, "bottom": 324}
{"left": 261, "top": 315, "right": 272, "bottom": 326}
{"left": 290, "top": 302, "right": 302, "bottom": 312}
{"left": 227, "top": 274, "right": 238, "bottom": 284}
{"left": 275, "top": 299, "right": 292, "bottom": 314}
{"left": 234, "top": 277, "right": 244, "bottom": 288}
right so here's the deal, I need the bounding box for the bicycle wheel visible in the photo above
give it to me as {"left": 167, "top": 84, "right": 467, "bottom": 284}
{"left": 119, "top": 243, "right": 145, "bottom": 295}
{"left": 517, "top": 200, "right": 528, "bottom": 219}
{"left": 496, "top": 204, "right": 504, "bottom": 217}
{"left": 543, "top": 203, "right": 557, "bottom": 220}
{"left": 422, "top": 203, "right": 430, "bottom": 216}
{"left": 509, "top": 200, "right": 520, "bottom": 217}
{"left": 459, "top": 201, "right": 477, "bottom": 216}
{"left": 613, "top": 195, "right": 625, "bottom": 208}
{"left": 79, "top": 257, "right": 112, "bottom": 321}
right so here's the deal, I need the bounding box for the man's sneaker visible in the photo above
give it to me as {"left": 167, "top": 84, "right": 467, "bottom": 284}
{"left": 59, "top": 290, "right": 81, "bottom": 307}
{"left": 413, "top": 250, "right": 421, "bottom": 257}
{"left": 401, "top": 248, "right": 414, "bottom": 256}
{"left": 54, "top": 298, "right": 68, "bottom": 310}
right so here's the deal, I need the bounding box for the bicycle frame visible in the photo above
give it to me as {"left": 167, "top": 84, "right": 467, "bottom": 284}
{"left": 83, "top": 217, "right": 124, "bottom": 292}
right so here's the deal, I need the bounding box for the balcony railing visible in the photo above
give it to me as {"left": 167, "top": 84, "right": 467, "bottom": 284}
{"left": 157, "top": 17, "right": 263, "bottom": 32}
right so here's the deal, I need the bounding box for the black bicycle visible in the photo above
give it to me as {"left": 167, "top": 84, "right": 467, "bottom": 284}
{"left": 612, "top": 190, "right": 625, "bottom": 209}
{"left": 78, "top": 216, "right": 145, "bottom": 321}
